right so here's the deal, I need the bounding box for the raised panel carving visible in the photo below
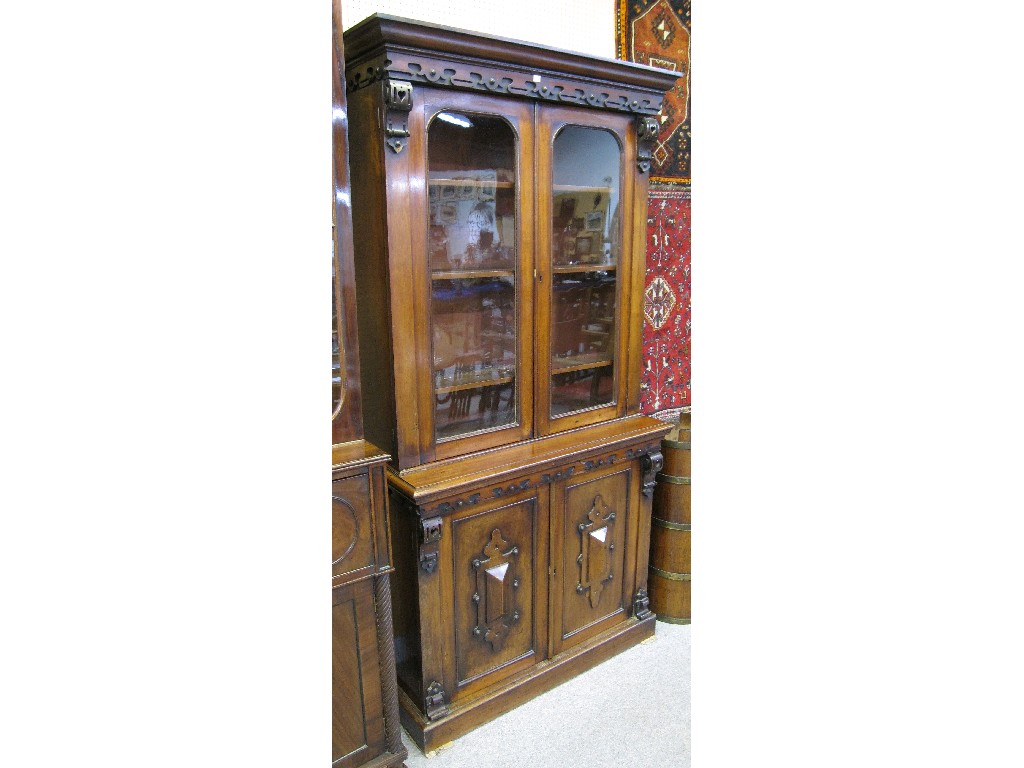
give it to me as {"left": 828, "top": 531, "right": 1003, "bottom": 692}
{"left": 559, "top": 466, "right": 631, "bottom": 649}
{"left": 575, "top": 494, "right": 616, "bottom": 609}
{"left": 452, "top": 496, "right": 538, "bottom": 692}
{"left": 471, "top": 528, "right": 521, "bottom": 649}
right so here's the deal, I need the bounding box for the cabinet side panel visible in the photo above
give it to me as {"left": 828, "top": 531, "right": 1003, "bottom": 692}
{"left": 349, "top": 85, "right": 397, "bottom": 462}
{"left": 387, "top": 488, "right": 424, "bottom": 702}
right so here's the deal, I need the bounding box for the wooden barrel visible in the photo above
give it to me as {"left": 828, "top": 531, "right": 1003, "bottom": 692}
{"left": 648, "top": 412, "right": 690, "bottom": 623}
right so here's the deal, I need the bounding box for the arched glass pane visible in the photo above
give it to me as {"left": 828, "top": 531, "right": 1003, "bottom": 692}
{"left": 550, "top": 126, "right": 621, "bottom": 418}
{"left": 427, "top": 112, "right": 518, "bottom": 441}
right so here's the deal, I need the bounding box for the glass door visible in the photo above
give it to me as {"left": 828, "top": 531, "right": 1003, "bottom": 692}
{"left": 424, "top": 96, "right": 534, "bottom": 458}
{"left": 537, "top": 113, "right": 630, "bottom": 434}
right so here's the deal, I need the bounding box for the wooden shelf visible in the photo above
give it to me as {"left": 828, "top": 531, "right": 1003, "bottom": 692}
{"left": 552, "top": 264, "right": 616, "bottom": 274}
{"left": 553, "top": 184, "right": 613, "bottom": 193}
{"left": 432, "top": 269, "right": 515, "bottom": 280}
{"left": 429, "top": 178, "right": 515, "bottom": 189}
{"left": 551, "top": 357, "right": 614, "bottom": 375}
{"left": 435, "top": 373, "right": 515, "bottom": 395}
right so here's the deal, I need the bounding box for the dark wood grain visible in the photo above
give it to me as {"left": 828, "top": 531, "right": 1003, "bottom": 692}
{"left": 552, "top": 463, "right": 631, "bottom": 655}
{"left": 342, "top": 15, "right": 676, "bottom": 751}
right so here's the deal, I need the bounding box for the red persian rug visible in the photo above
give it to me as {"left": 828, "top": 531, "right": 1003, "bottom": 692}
{"left": 616, "top": 0, "right": 691, "bottom": 413}
{"left": 640, "top": 188, "right": 690, "bottom": 411}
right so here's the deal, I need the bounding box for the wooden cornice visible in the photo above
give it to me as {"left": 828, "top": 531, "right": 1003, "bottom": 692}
{"left": 343, "top": 13, "right": 680, "bottom": 115}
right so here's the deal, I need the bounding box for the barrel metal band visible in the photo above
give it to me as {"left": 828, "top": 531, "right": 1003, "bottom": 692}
{"left": 656, "top": 473, "right": 690, "bottom": 485}
{"left": 649, "top": 565, "right": 691, "bottom": 581}
{"left": 652, "top": 517, "right": 691, "bottom": 531}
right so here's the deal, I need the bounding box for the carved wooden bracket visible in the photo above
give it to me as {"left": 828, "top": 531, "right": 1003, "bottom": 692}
{"left": 419, "top": 516, "right": 442, "bottom": 574}
{"left": 470, "top": 528, "right": 521, "bottom": 651}
{"left": 424, "top": 680, "right": 449, "bottom": 721}
{"left": 383, "top": 79, "right": 412, "bottom": 153}
{"left": 575, "top": 494, "right": 617, "bottom": 609}
{"left": 636, "top": 116, "right": 659, "bottom": 174}
{"left": 633, "top": 587, "right": 652, "bottom": 620}
{"left": 640, "top": 450, "right": 664, "bottom": 498}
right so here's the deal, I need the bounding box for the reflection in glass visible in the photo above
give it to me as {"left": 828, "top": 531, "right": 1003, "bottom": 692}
{"left": 427, "top": 113, "right": 517, "bottom": 272}
{"left": 432, "top": 277, "right": 517, "bottom": 439}
{"left": 550, "top": 126, "right": 621, "bottom": 417}
{"left": 428, "top": 112, "right": 519, "bottom": 441}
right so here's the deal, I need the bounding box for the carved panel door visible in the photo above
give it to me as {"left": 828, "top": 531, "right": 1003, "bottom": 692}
{"left": 448, "top": 487, "right": 549, "bottom": 703}
{"left": 549, "top": 461, "right": 639, "bottom": 656}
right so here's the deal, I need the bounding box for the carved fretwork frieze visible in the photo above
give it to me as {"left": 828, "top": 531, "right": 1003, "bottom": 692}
{"left": 492, "top": 479, "right": 531, "bottom": 498}
{"left": 583, "top": 454, "right": 617, "bottom": 471}
{"left": 640, "top": 450, "right": 664, "bottom": 498}
{"left": 348, "top": 54, "right": 665, "bottom": 116}
{"left": 424, "top": 680, "right": 449, "bottom": 721}
{"left": 636, "top": 116, "right": 660, "bottom": 174}
{"left": 470, "top": 528, "right": 521, "bottom": 650}
{"left": 575, "top": 494, "right": 617, "bottom": 609}
{"left": 419, "top": 516, "right": 442, "bottom": 574}
{"left": 417, "top": 446, "right": 665, "bottom": 518}
{"left": 540, "top": 466, "right": 575, "bottom": 485}
{"left": 634, "top": 587, "right": 652, "bottom": 620}
{"left": 383, "top": 79, "right": 412, "bottom": 153}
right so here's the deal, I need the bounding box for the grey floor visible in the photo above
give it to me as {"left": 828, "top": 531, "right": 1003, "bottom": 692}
{"left": 400, "top": 621, "right": 691, "bottom": 768}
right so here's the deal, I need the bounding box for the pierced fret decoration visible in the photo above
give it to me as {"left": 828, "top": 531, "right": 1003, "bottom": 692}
{"left": 575, "top": 494, "right": 617, "bottom": 609}
{"left": 470, "top": 528, "right": 521, "bottom": 650}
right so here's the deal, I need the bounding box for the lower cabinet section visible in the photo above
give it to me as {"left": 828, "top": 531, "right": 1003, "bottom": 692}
{"left": 386, "top": 418, "right": 668, "bottom": 751}
{"left": 333, "top": 581, "right": 385, "bottom": 767}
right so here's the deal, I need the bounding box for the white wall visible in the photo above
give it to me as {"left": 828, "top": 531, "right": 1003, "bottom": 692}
{"left": 341, "top": 0, "right": 616, "bottom": 60}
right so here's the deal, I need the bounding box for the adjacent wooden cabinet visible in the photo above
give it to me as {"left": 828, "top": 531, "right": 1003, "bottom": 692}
{"left": 332, "top": 4, "right": 406, "bottom": 767}
{"left": 343, "top": 14, "right": 678, "bottom": 752}
{"left": 331, "top": 445, "right": 405, "bottom": 768}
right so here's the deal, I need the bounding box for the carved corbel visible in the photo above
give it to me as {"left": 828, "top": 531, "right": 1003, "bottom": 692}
{"left": 640, "top": 450, "right": 664, "bottom": 498}
{"left": 424, "top": 681, "right": 449, "bottom": 721}
{"left": 419, "top": 516, "right": 442, "bottom": 574}
{"left": 636, "top": 115, "right": 659, "bottom": 174}
{"left": 383, "top": 79, "right": 413, "bottom": 153}
{"left": 633, "top": 587, "right": 652, "bottom": 620}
